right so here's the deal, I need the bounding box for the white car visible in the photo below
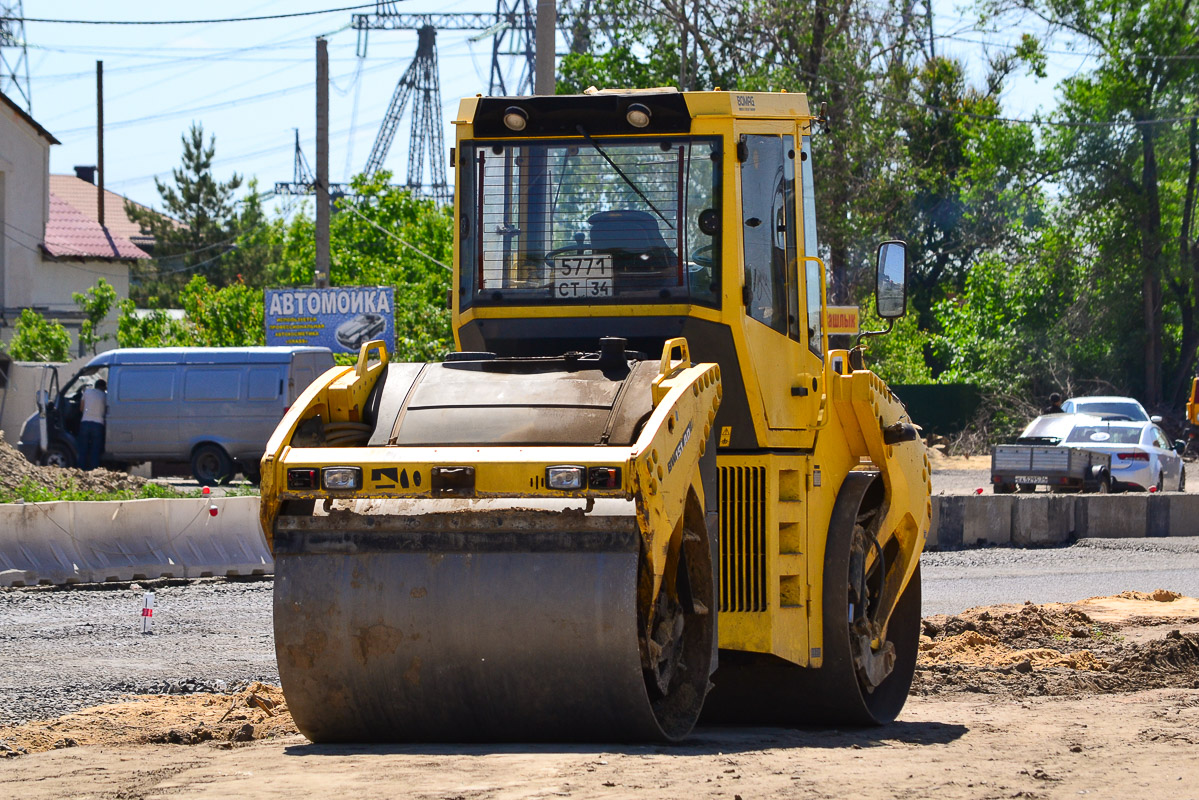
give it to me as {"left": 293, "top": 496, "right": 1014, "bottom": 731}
{"left": 1061, "top": 395, "right": 1160, "bottom": 423}
{"left": 1063, "top": 419, "right": 1185, "bottom": 492}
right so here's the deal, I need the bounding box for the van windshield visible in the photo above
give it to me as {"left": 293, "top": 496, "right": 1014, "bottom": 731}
{"left": 459, "top": 137, "right": 721, "bottom": 307}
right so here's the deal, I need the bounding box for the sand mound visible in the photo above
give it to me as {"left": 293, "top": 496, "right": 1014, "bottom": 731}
{"left": 1111, "top": 589, "right": 1183, "bottom": 603}
{"left": 0, "top": 682, "right": 295, "bottom": 757}
{"left": 920, "top": 631, "right": 1106, "bottom": 671}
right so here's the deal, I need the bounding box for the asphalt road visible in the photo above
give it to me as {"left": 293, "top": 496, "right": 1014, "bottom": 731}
{"left": 921, "top": 536, "right": 1199, "bottom": 615}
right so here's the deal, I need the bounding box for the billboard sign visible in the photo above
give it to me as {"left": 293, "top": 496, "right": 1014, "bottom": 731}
{"left": 265, "top": 286, "right": 395, "bottom": 354}
{"left": 826, "top": 305, "right": 860, "bottom": 336}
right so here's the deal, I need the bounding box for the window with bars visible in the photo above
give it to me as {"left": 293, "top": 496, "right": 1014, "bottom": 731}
{"left": 459, "top": 138, "right": 721, "bottom": 306}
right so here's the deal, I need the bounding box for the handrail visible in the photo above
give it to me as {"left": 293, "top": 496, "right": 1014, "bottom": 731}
{"left": 355, "top": 339, "right": 390, "bottom": 378}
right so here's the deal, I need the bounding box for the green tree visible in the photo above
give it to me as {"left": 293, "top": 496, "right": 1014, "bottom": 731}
{"left": 71, "top": 278, "right": 118, "bottom": 355}
{"left": 125, "top": 122, "right": 244, "bottom": 305}
{"left": 116, "top": 299, "right": 191, "bottom": 348}
{"left": 997, "top": 0, "right": 1199, "bottom": 406}
{"left": 7, "top": 308, "right": 72, "bottom": 362}
{"left": 179, "top": 275, "right": 265, "bottom": 347}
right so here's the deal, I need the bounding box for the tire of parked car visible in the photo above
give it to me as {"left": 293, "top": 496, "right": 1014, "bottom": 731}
{"left": 1180, "top": 466, "right": 1187, "bottom": 493}
{"left": 190, "top": 443, "right": 234, "bottom": 486}
{"left": 42, "top": 439, "right": 77, "bottom": 469}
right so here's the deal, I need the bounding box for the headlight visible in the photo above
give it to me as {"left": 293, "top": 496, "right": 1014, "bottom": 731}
{"left": 322, "top": 466, "right": 362, "bottom": 490}
{"left": 546, "top": 466, "right": 585, "bottom": 490}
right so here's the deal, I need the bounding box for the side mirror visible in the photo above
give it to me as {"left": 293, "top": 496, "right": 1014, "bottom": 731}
{"left": 876, "top": 240, "right": 908, "bottom": 319}
{"left": 1150, "top": 415, "right": 1163, "bottom": 424}
{"left": 1174, "top": 440, "right": 1187, "bottom": 455}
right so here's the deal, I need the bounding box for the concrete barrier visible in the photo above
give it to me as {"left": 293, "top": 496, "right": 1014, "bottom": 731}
{"left": 0, "top": 502, "right": 87, "bottom": 586}
{"left": 962, "top": 495, "right": 1013, "bottom": 546}
{"left": 1167, "top": 493, "right": 1199, "bottom": 537}
{"left": 1075, "top": 494, "right": 1148, "bottom": 539}
{"left": 71, "top": 499, "right": 177, "bottom": 582}
{"left": 3, "top": 491, "right": 1195, "bottom": 584}
{"left": 0, "top": 496, "right": 273, "bottom": 587}
{"left": 163, "top": 497, "right": 271, "bottom": 578}
{"left": 1007, "top": 494, "right": 1073, "bottom": 546}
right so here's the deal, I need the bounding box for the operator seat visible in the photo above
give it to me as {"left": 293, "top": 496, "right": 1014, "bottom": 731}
{"left": 587, "top": 210, "right": 679, "bottom": 290}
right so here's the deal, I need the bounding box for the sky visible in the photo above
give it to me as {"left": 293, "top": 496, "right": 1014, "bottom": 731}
{"left": 5, "top": 1, "right": 1097, "bottom": 214}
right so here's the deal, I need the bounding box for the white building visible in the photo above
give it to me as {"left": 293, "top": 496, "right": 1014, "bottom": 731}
{"left": 0, "top": 90, "right": 151, "bottom": 355}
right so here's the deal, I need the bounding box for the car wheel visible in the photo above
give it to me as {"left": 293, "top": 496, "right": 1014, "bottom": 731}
{"left": 42, "top": 440, "right": 77, "bottom": 469}
{"left": 1155, "top": 472, "right": 1165, "bottom": 493}
{"left": 191, "top": 444, "right": 234, "bottom": 486}
{"left": 1179, "top": 466, "right": 1187, "bottom": 493}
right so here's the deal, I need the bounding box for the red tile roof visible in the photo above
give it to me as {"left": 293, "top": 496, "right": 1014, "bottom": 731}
{"left": 48, "top": 174, "right": 158, "bottom": 249}
{"left": 44, "top": 193, "right": 149, "bottom": 261}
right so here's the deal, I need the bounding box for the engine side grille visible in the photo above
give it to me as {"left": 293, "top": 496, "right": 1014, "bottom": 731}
{"left": 719, "top": 466, "right": 767, "bottom": 612}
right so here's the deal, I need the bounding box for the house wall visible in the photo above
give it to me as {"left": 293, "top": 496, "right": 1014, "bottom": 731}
{"left": 0, "top": 102, "right": 51, "bottom": 313}
{"left": 33, "top": 259, "right": 128, "bottom": 349}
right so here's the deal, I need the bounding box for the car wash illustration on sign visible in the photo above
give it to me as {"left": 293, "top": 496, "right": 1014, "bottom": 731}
{"left": 265, "top": 287, "right": 395, "bottom": 354}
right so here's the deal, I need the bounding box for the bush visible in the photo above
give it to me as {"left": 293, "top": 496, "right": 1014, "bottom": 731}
{"left": 8, "top": 308, "right": 72, "bottom": 362}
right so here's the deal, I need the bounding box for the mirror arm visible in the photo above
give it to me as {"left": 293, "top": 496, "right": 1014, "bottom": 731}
{"left": 855, "top": 317, "right": 894, "bottom": 347}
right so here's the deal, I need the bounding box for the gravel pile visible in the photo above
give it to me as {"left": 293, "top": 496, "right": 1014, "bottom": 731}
{"left": 0, "top": 431, "right": 147, "bottom": 496}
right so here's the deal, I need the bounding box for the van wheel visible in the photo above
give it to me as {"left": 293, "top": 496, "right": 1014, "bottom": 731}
{"left": 191, "top": 444, "right": 234, "bottom": 486}
{"left": 43, "top": 440, "right": 77, "bottom": 469}
{"left": 242, "top": 463, "right": 262, "bottom": 485}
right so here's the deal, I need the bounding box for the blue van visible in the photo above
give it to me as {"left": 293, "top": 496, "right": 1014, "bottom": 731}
{"left": 17, "top": 347, "right": 334, "bottom": 484}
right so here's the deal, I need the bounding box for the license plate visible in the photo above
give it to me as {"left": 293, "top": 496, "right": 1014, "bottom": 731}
{"left": 554, "top": 256, "right": 612, "bottom": 298}
{"left": 1015, "top": 475, "right": 1048, "bottom": 483}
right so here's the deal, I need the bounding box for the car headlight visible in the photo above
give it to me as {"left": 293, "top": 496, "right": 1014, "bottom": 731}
{"left": 322, "top": 466, "right": 362, "bottom": 490}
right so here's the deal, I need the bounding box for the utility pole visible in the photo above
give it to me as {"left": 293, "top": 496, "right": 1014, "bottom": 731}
{"left": 96, "top": 61, "right": 104, "bottom": 228}
{"left": 535, "top": 0, "right": 555, "bottom": 95}
{"left": 315, "top": 37, "right": 331, "bottom": 288}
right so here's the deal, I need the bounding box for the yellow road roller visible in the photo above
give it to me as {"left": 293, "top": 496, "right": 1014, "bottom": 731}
{"left": 259, "top": 88, "right": 931, "bottom": 742}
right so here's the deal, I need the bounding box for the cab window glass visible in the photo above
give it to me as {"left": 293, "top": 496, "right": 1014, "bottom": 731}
{"left": 741, "top": 135, "right": 795, "bottom": 334}
{"left": 800, "top": 135, "right": 823, "bottom": 356}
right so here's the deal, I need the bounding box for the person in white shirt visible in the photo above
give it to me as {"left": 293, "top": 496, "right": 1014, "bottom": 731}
{"left": 77, "top": 379, "right": 107, "bottom": 470}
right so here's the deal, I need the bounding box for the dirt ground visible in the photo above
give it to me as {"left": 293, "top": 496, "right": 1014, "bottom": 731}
{"left": 2, "top": 592, "right": 1198, "bottom": 799}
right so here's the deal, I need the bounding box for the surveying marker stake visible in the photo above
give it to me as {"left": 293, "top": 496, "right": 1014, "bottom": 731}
{"left": 140, "top": 592, "right": 155, "bottom": 635}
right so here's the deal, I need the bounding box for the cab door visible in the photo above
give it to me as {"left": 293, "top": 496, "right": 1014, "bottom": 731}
{"left": 737, "top": 130, "right": 809, "bottom": 431}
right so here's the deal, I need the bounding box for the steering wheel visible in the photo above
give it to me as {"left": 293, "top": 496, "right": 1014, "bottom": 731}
{"left": 689, "top": 244, "right": 716, "bottom": 270}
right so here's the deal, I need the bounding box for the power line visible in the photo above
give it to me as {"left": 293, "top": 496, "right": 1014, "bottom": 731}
{"left": 343, "top": 204, "right": 451, "bottom": 271}
{"left": 12, "top": 5, "right": 390, "bottom": 26}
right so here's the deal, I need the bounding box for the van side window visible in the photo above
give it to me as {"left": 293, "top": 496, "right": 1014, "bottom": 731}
{"left": 118, "top": 369, "right": 175, "bottom": 401}
{"left": 248, "top": 368, "right": 282, "bottom": 401}
{"left": 184, "top": 369, "right": 241, "bottom": 402}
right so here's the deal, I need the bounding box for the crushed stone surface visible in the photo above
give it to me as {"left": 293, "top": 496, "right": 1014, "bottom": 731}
{"left": 2, "top": 575, "right": 1199, "bottom": 758}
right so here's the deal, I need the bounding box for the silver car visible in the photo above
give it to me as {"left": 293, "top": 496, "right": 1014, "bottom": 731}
{"left": 1061, "top": 395, "right": 1160, "bottom": 423}
{"left": 1063, "top": 419, "right": 1185, "bottom": 492}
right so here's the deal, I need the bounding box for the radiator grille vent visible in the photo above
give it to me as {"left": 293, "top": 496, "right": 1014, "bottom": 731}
{"left": 719, "top": 466, "right": 767, "bottom": 612}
